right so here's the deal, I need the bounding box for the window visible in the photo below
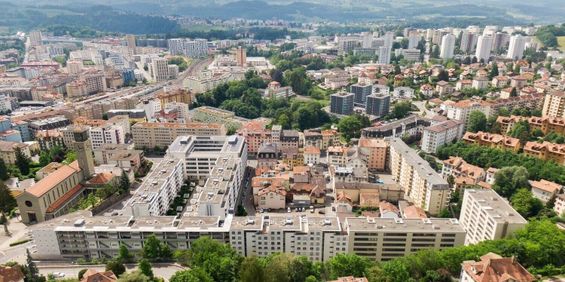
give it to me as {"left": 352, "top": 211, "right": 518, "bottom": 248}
{"left": 25, "top": 201, "right": 33, "bottom": 207}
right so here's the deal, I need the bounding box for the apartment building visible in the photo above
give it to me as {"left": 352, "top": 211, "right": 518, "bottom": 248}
{"left": 459, "top": 189, "right": 527, "bottom": 245}
{"left": 0, "top": 141, "right": 31, "bottom": 164}
{"left": 168, "top": 38, "right": 208, "bottom": 58}
{"left": 350, "top": 83, "right": 372, "bottom": 105}
{"left": 388, "top": 138, "right": 450, "bottom": 215}
{"left": 330, "top": 92, "right": 355, "bottom": 115}
{"left": 122, "top": 158, "right": 184, "bottom": 217}
{"left": 230, "top": 215, "right": 347, "bottom": 262}
{"left": 151, "top": 58, "right": 169, "bottom": 82}
{"left": 362, "top": 115, "right": 431, "bottom": 139}
{"left": 345, "top": 217, "right": 465, "bottom": 261}
{"left": 542, "top": 91, "right": 565, "bottom": 118}
{"left": 445, "top": 100, "right": 487, "bottom": 129}
{"left": 498, "top": 115, "right": 565, "bottom": 136}
{"left": 89, "top": 124, "right": 126, "bottom": 150}
{"left": 462, "top": 131, "right": 520, "bottom": 152}
{"left": 529, "top": 179, "right": 562, "bottom": 204}
{"left": 358, "top": 138, "right": 387, "bottom": 171}
{"left": 183, "top": 70, "right": 245, "bottom": 94}
{"left": 441, "top": 156, "right": 486, "bottom": 186}
{"left": 461, "top": 253, "right": 535, "bottom": 282}
{"left": 487, "top": 94, "right": 544, "bottom": 117}
{"left": 131, "top": 122, "right": 226, "bottom": 148}
{"left": 166, "top": 135, "right": 247, "bottom": 182}
{"left": 421, "top": 120, "right": 464, "bottom": 154}
{"left": 523, "top": 141, "right": 565, "bottom": 165}
{"left": 365, "top": 94, "right": 390, "bottom": 118}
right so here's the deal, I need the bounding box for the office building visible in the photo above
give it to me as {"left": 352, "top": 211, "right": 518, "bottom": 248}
{"left": 475, "top": 35, "right": 493, "bottom": 62}
{"left": 131, "top": 122, "right": 226, "bottom": 148}
{"left": 388, "top": 138, "right": 450, "bottom": 215}
{"left": 459, "top": 189, "right": 527, "bottom": 245}
{"left": 507, "top": 35, "right": 526, "bottom": 60}
{"left": 365, "top": 94, "right": 390, "bottom": 118}
{"left": 350, "top": 83, "right": 372, "bottom": 105}
{"left": 439, "top": 34, "right": 456, "bottom": 59}
{"left": 330, "top": 92, "right": 354, "bottom": 115}
{"left": 421, "top": 120, "right": 464, "bottom": 153}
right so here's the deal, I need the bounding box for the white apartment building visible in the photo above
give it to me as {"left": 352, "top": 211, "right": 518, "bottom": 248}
{"left": 131, "top": 122, "right": 227, "bottom": 148}
{"left": 230, "top": 215, "right": 347, "bottom": 262}
{"left": 459, "top": 189, "right": 527, "bottom": 245}
{"left": 445, "top": 100, "right": 488, "bottom": 130}
{"left": 151, "top": 57, "right": 169, "bottom": 82}
{"left": 345, "top": 217, "right": 466, "bottom": 261}
{"left": 378, "top": 46, "right": 391, "bottom": 65}
{"left": 542, "top": 91, "right": 565, "bottom": 118}
{"left": 421, "top": 120, "right": 465, "bottom": 153}
{"left": 168, "top": 38, "right": 208, "bottom": 58}
{"left": 507, "top": 35, "right": 526, "bottom": 60}
{"left": 440, "top": 34, "right": 456, "bottom": 59}
{"left": 183, "top": 70, "right": 245, "bottom": 94}
{"left": 475, "top": 35, "right": 493, "bottom": 62}
{"left": 388, "top": 138, "right": 450, "bottom": 215}
{"left": 122, "top": 158, "right": 184, "bottom": 217}
{"left": 166, "top": 135, "right": 247, "bottom": 182}
{"left": 89, "top": 124, "right": 126, "bottom": 150}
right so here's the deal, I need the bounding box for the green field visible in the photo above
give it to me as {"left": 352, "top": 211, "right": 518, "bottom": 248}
{"left": 558, "top": 36, "right": 565, "bottom": 51}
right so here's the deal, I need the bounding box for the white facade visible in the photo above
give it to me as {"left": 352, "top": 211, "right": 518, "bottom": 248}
{"left": 475, "top": 35, "right": 493, "bottom": 62}
{"left": 440, "top": 34, "right": 456, "bottom": 59}
{"left": 151, "top": 58, "right": 169, "bottom": 82}
{"left": 89, "top": 124, "right": 126, "bottom": 150}
{"left": 507, "top": 35, "right": 526, "bottom": 60}
{"left": 459, "top": 189, "right": 527, "bottom": 245}
{"left": 421, "top": 120, "right": 465, "bottom": 153}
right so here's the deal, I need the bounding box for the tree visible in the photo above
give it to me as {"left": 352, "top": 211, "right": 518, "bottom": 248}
{"left": 118, "top": 170, "right": 131, "bottom": 194}
{"left": 0, "top": 181, "right": 16, "bottom": 235}
{"left": 327, "top": 253, "right": 373, "bottom": 279}
{"left": 78, "top": 269, "right": 88, "bottom": 280}
{"left": 508, "top": 120, "right": 531, "bottom": 145}
{"left": 25, "top": 248, "right": 43, "bottom": 282}
{"left": 338, "top": 115, "right": 370, "bottom": 142}
{"left": 264, "top": 253, "right": 292, "bottom": 282}
{"left": 290, "top": 256, "right": 317, "bottom": 282}
{"left": 142, "top": 235, "right": 162, "bottom": 260}
{"left": 15, "top": 148, "right": 30, "bottom": 175}
{"left": 388, "top": 101, "right": 413, "bottom": 120}
{"left": 376, "top": 260, "right": 411, "bottom": 282}
{"left": 118, "top": 244, "right": 133, "bottom": 263}
{"left": 511, "top": 188, "right": 544, "bottom": 218}
{"left": 138, "top": 259, "right": 153, "bottom": 279}
{"left": 0, "top": 159, "right": 9, "bottom": 180}
{"left": 510, "top": 87, "right": 518, "bottom": 97}
{"left": 489, "top": 64, "right": 499, "bottom": 79}
{"left": 106, "top": 259, "right": 126, "bottom": 277}
{"left": 467, "top": 111, "right": 487, "bottom": 133}
{"left": 170, "top": 268, "right": 213, "bottom": 282}
{"left": 493, "top": 166, "right": 530, "bottom": 198}
{"left": 117, "top": 271, "right": 151, "bottom": 282}
{"left": 239, "top": 256, "right": 265, "bottom": 282}
{"left": 437, "top": 70, "right": 449, "bottom": 82}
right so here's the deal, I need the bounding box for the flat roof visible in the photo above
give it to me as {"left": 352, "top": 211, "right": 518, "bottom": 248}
{"left": 345, "top": 217, "right": 465, "bottom": 233}
{"left": 464, "top": 189, "right": 528, "bottom": 224}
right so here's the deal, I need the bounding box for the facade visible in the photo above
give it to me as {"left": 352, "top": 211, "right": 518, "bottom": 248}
{"left": 529, "top": 179, "right": 562, "bottom": 203}
{"left": 439, "top": 34, "right": 456, "bottom": 59}
{"left": 131, "top": 122, "right": 226, "bottom": 148}
{"left": 168, "top": 38, "right": 208, "bottom": 58}
{"left": 441, "top": 156, "right": 486, "bottom": 187}
{"left": 542, "top": 91, "right": 565, "bottom": 118}
{"left": 462, "top": 131, "right": 520, "bottom": 152}
{"left": 365, "top": 94, "right": 390, "bottom": 118}
{"left": 523, "top": 141, "right": 565, "bottom": 165}
{"left": 421, "top": 120, "right": 464, "bottom": 153}
{"left": 475, "top": 35, "right": 493, "bottom": 62}
{"left": 350, "top": 83, "right": 372, "bottom": 105}
{"left": 0, "top": 141, "right": 31, "bottom": 164}
{"left": 388, "top": 138, "right": 450, "bottom": 215}
{"left": 362, "top": 115, "right": 431, "bottom": 139}
{"left": 358, "top": 138, "right": 387, "bottom": 171}
{"left": 507, "top": 35, "right": 526, "bottom": 60}
{"left": 89, "top": 124, "right": 126, "bottom": 150}
{"left": 459, "top": 189, "right": 527, "bottom": 245}
{"left": 330, "top": 92, "right": 354, "bottom": 115}
{"left": 151, "top": 58, "right": 169, "bottom": 82}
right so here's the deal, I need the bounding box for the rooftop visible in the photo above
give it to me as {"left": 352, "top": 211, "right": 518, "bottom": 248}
{"left": 464, "top": 189, "right": 527, "bottom": 224}
{"left": 22, "top": 161, "right": 80, "bottom": 197}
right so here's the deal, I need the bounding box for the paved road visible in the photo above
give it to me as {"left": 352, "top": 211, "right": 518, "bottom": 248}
{"left": 38, "top": 263, "right": 186, "bottom": 281}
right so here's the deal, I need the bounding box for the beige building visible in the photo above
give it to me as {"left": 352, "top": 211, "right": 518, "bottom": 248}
{"left": 388, "top": 138, "right": 450, "bottom": 215}
{"left": 131, "top": 122, "right": 226, "bottom": 148}
{"left": 345, "top": 217, "right": 466, "bottom": 261}
{"left": 16, "top": 161, "right": 83, "bottom": 223}
{"left": 0, "top": 141, "right": 31, "bottom": 164}
{"left": 459, "top": 189, "right": 527, "bottom": 245}
{"left": 358, "top": 138, "right": 388, "bottom": 171}
{"left": 460, "top": 253, "right": 535, "bottom": 282}
{"left": 542, "top": 90, "right": 565, "bottom": 118}
{"left": 529, "top": 179, "right": 562, "bottom": 203}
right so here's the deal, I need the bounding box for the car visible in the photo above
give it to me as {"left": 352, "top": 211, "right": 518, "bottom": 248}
{"left": 318, "top": 210, "right": 325, "bottom": 214}
{"left": 287, "top": 207, "right": 291, "bottom": 213}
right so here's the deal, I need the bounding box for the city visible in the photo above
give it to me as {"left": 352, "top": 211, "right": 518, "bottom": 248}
{"left": 0, "top": 1, "right": 564, "bottom": 282}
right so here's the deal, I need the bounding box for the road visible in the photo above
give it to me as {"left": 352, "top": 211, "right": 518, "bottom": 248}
{"left": 38, "top": 262, "right": 186, "bottom": 281}
{"left": 412, "top": 100, "right": 437, "bottom": 118}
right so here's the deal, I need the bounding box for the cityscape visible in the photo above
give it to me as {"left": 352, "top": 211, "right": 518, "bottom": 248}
{"left": 0, "top": 1, "right": 564, "bottom": 281}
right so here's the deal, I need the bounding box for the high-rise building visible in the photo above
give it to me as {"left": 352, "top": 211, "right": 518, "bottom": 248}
{"left": 350, "top": 83, "right": 372, "bottom": 105}
{"left": 151, "top": 57, "right": 169, "bottom": 82}
{"left": 125, "top": 34, "right": 136, "bottom": 49}
{"left": 440, "top": 34, "right": 456, "bottom": 59}
{"left": 507, "top": 35, "right": 526, "bottom": 60}
{"left": 408, "top": 32, "right": 420, "bottom": 49}
{"left": 475, "top": 35, "right": 493, "bottom": 62}
{"left": 542, "top": 91, "right": 565, "bottom": 118}
{"left": 29, "top": 31, "right": 42, "bottom": 47}
{"left": 460, "top": 31, "right": 478, "bottom": 54}
{"left": 459, "top": 189, "right": 527, "bottom": 245}
{"left": 421, "top": 120, "right": 464, "bottom": 153}
{"left": 71, "top": 126, "right": 95, "bottom": 179}
{"left": 330, "top": 92, "right": 354, "bottom": 115}
{"left": 235, "top": 46, "right": 247, "bottom": 67}
{"left": 492, "top": 32, "right": 510, "bottom": 52}
{"left": 365, "top": 94, "right": 390, "bottom": 118}
{"left": 378, "top": 46, "right": 391, "bottom": 64}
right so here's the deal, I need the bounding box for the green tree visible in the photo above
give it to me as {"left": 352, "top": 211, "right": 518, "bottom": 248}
{"left": 25, "top": 248, "right": 44, "bottom": 282}
{"left": 264, "top": 253, "right": 292, "bottom": 282}
{"left": 118, "top": 171, "right": 131, "bottom": 194}
{"left": 492, "top": 166, "right": 530, "bottom": 198}
{"left": 327, "top": 253, "right": 373, "bottom": 279}
{"left": 117, "top": 271, "right": 151, "bottom": 282}
{"left": 78, "top": 269, "right": 87, "bottom": 280}
{"left": 0, "top": 181, "right": 16, "bottom": 235}
{"left": 290, "top": 256, "right": 317, "bottom": 282}
{"left": 15, "top": 147, "right": 30, "bottom": 175}
{"left": 378, "top": 260, "right": 411, "bottom": 282}
{"left": 467, "top": 111, "right": 487, "bottom": 133}
{"left": 138, "top": 259, "right": 154, "bottom": 279}
{"left": 489, "top": 64, "right": 499, "bottom": 79}
{"left": 508, "top": 120, "right": 531, "bottom": 145}
{"left": 0, "top": 159, "right": 10, "bottom": 180}
{"left": 185, "top": 236, "right": 242, "bottom": 282}
{"left": 239, "top": 256, "right": 265, "bottom": 282}
{"left": 338, "top": 115, "right": 370, "bottom": 142}
{"left": 510, "top": 87, "right": 518, "bottom": 97}
{"left": 118, "top": 244, "right": 133, "bottom": 263}
{"left": 388, "top": 101, "right": 413, "bottom": 120}
{"left": 142, "top": 235, "right": 162, "bottom": 260}
{"left": 169, "top": 268, "right": 213, "bottom": 282}
{"left": 105, "top": 259, "right": 126, "bottom": 277}
{"left": 511, "top": 188, "right": 544, "bottom": 218}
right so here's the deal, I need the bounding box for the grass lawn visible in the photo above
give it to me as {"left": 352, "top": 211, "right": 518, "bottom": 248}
{"left": 557, "top": 36, "right": 565, "bottom": 51}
